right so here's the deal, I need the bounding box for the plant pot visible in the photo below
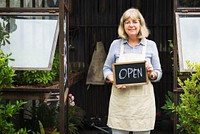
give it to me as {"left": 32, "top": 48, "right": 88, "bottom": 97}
{"left": 160, "top": 119, "right": 173, "bottom": 132}
{"left": 45, "top": 128, "right": 54, "bottom": 134}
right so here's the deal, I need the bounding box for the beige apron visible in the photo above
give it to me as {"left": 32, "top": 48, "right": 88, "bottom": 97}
{"left": 107, "top": 39, "right": 156, "bottom": 131}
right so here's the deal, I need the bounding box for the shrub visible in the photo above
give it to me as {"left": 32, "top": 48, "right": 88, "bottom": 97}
{"left": 167, "top": 61, "right": 200, "bottom": 134}
{"left": 0, "top": 20, "right": 29, "bottom": 134}
{"left": 14, "top": 50, "right": 59, "bottom": 86}
{"left": 0, "top": 50, "right": 15, "bottom": 89}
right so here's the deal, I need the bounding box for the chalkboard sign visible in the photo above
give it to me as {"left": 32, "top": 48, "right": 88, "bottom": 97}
{"left": 112, "top": 61, "right": 148, "bottom": 86}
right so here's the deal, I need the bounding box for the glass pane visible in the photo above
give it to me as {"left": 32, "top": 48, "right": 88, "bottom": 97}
{"left": 46, "top": 0, "right": 59, "bottom": 7}
{"left": 23, "top": 0, "right": 33, "bottom": 7}
{"left": 178, "top": 0, "right": 200, "bottom": 7}
{"left": 176, "top": 13, "right": 200, "bottom": 72}
{"left": 0, "top": 0, "right": 6, "bottom": 7}
{"left": 10, "top": 0, "right": 21, "bottom": 7}
{"left": 0, "top": 0, "right": 59, "bottom": 8}
{"left": 23, "top": 0, "right": 59, "bottom": 8}
{"left": 1, "top": 15, "right": 59, "bottom": 70}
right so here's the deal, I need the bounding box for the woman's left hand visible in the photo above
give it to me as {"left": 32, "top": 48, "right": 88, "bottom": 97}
{"left": 145, "top": 61, "right": 153, "bottom": 74}
{"left": 145, "top": 62, "right": 158, "bottom": 80}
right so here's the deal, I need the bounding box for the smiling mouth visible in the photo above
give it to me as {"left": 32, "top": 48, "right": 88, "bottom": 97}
{"left": 129, "top": 29, "right": 136, "bottom": 31}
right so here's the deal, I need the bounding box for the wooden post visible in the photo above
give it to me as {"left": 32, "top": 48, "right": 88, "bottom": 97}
{"left": 173, "top": 1, "right": 179, "bottom": 134}
{"left": 59, "top": 0, "right": 65, "bottom": 133}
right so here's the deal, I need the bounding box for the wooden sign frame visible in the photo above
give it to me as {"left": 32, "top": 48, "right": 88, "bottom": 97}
{"left": 112, "top": 60, "right": 148, "bottom": 86}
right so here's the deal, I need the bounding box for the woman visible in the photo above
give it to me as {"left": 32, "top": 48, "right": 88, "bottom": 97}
{"left": 103, "top": 8, "right": 162, "bottom": 134}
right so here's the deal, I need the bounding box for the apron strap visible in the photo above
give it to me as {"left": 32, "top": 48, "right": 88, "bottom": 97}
{"left": 142, "top": 38, "right": 147, "bottom": 56}
{"left": 120, "top": 39, "right": 124, "bottom": 56}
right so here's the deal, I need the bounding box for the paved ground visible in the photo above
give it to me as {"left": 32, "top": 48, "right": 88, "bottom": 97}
{"left": 79, "top": 124, "right": 173, "bottom": 134}
{"left": 79, "top": 117, "right": 173, "bottom": 134}
{"left": 79, "top": 129, "right": 173, "bottom": 134}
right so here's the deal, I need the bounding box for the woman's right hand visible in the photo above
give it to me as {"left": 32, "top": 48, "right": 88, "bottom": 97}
{"left": 116, "top": 85, "right": 126, "bottom": 89}
{"left": 106, "top": 74, "right": 126, "bottom": 89}
{"left": 106, "top": 74, "right": 114, "bottom": 83}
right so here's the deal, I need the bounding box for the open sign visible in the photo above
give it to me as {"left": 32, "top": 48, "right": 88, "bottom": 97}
{"left": 112, "top": 60, "right": 148, "bottom": 86}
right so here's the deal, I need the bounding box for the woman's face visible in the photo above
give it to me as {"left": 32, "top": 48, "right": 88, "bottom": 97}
{"left": 124, "top": 17, "right": 140, "bottom": 38}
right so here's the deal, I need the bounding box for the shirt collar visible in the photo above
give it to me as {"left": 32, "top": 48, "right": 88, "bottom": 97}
{"left": 140, "top": 38, "right": 146, "bottom": 46}
{"left": 122, "top": 38, "right": 146, "bottom": 46}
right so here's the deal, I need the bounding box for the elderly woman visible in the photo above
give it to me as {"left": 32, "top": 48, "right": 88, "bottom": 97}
{"left": 103, "top": 8, "right": 162, "bottom": 134}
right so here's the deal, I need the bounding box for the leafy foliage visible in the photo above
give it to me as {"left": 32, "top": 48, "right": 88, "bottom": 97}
{"left": 165, "top": 61, "right": 200, "bottom": 134}
{"left": 68, "top": 105, "right": 85, "bottom": 134}
{"left": 36, "top": 101, "right": 59, "bottom": 129}
{"left": 168, "top": 40, "right": 190, "bottom": 76}
{"left": 32, "top": 121, "right": 59, "bottom": 134}
{"left": 0, "top": 20, "right": 29, "bottom": 134}
{"left": 0, "top": 20, "right": 14, "bottom": 90}
{"left": 0, "top": 50, "right": 15, "bottom": 90}
{"left": 31, "top": 94, "right": 85, "bottom": 134}
{"left": 14, "top": 50, "right": 59, "bottom": 85}
{"left": 0, "top": 100, "right": 28, "bottom": 134}
{"left": 161, "top": 91, "right": 174, "bottom": 118}
{"left": 0, "top": 21, "right": 10, "bottom": 49}
{"left": 176, "top": 62, "right": 200, "bottom": 133}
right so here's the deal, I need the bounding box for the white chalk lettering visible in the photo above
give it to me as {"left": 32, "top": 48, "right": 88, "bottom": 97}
{"left": 128, "top": 68, "right": 133, "bottom": 78}
{"left": 118, "top": 67, "right": 143, "bottom": 80}
{"left": 119, "top": 68, "right": 127, "bottom": 79}
{"left": 138, "top": 68, "right": 143, "bottom": 77}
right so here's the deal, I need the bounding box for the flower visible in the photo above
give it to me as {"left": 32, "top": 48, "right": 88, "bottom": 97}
{"left": 68, "top": 93, "right": 75, "bottom": 106}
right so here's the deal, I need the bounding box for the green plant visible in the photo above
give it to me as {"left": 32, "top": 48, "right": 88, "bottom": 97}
{"left": 0, "top": 20, "right": 14, "bottom": 90}
{"left": 0, "top": 99, "right": 28, "bottom": 134}
{"left": 68, "top": 105, "right": 85, "bottom": 134}
{"left": 33, "top": 121, "right": 59, "bottom": 134}
{"left": 68, "top": 94, "right": 85, "bottom": 134}
{"left": 14, "top": 50, "right": 59, "bottom": 85}
{"left": 0, "top": 21, "right": 10, "bottom": 49}
{"left": 0, "top": 20, "right": 29, "bottom": 134}
{"left": 168, "top": 40, "right": 190, "bottom": 76}
{"left": 29, "top": 94, "right": 84, "bottom": 134}
{"left": 37, "top": 101, "right": 59, "bottom": 129}
{"left": 161, "top": 91, "right": 174, "bottom": 119}
{"left": 167, "top": 61, "right": 200, "bottom": 134}
{"left": 0, "top": 50, "right": 15, "bottom": 89}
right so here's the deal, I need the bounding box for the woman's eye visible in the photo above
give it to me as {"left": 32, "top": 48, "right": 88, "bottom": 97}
{"left": 124, "top": 21, "right": 131, "bottom": 25}
{"left": 124, "top": 20, "right": 139, "bottom": 25}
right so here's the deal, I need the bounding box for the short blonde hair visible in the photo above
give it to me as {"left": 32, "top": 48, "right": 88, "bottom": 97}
{"left": 118, "top": 8, "right": 150, "bottom": 39}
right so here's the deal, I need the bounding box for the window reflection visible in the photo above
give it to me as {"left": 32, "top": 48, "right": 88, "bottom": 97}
{"left": 179, "top": 0, "right": 200, "bottom": 7}
{"left": 0, "top": 0, "right": 6, "bottom": 7}
{"left": 23, "top": 0, "right": 59, "bottom": 8}
{"left": 10, "top": 0, "right": 21, "bottom": 7}
{"left": 47, "top": 0, "right": 59, "bottom": 7}
{"left": 0, "top": 15, "right": 59, "bottom": 70}
{"left": 23, "top": 0, "right": 32, "bottom": 7}
{"left": 0, "top": 0, "right": 59, "bottom": 8}
{"left": 176, "top": 13, "right": 200, "bottom": 71}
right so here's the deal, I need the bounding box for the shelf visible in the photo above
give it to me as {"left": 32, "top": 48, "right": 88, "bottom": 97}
{"left": 1, "top": 71, "right": 85, "bottom": 100}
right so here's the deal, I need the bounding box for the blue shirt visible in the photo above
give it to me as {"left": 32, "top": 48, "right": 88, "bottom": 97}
{"left": 103, "top": 38, "right": 162, "bottom": 82}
